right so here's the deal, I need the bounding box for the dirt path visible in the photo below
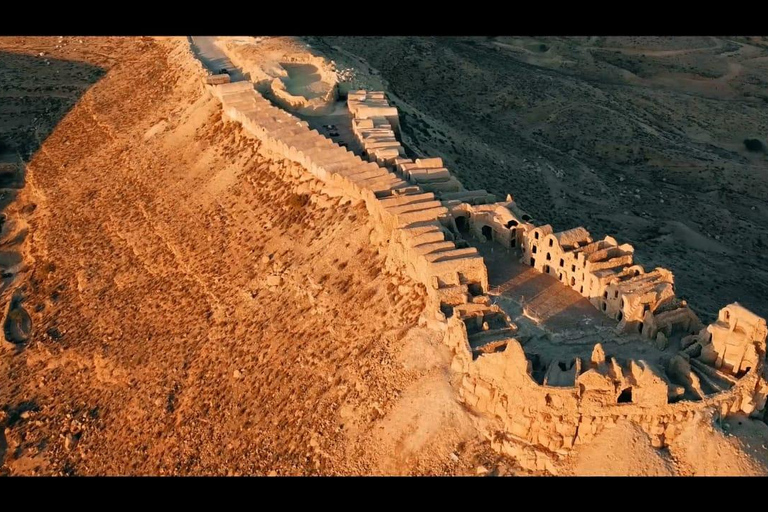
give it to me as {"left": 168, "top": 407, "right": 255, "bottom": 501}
{"left": 583, "top": 37, "right": 723, "bottom": 57}
{"left": 189, "top": 36, "right": 245, "bottom": 82}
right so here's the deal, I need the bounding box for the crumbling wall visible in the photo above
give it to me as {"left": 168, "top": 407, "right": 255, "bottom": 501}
{"left": 270, "top": 78, "right": 308, "bottom": 110}
{"left": 348, "top": 92, "right": 405, "bottom": 167}
{"left": 443, "top": 306, "right": 767, "bottom": 465}
{"left": 268, "top": 55, "right": 339, "bottom": 115}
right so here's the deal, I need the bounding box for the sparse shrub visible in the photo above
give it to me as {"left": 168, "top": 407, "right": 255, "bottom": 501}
{"left": 743, "top": 138, "right": 765, "bottom": 152}
{"left": 286, "top": 192, "right": 310, "bottom": 212}
{"left": 359, "top": 287, "right": 377, "bottom": 302}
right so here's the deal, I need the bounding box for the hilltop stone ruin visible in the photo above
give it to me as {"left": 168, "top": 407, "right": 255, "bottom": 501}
{"left": 213, "top": 37, "right": 339, "bottom": 115}
{"left": 189, "top": 38, "right": 768, "bottom": 473}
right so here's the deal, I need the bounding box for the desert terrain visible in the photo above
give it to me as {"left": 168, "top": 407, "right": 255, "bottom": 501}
{"left": 0, "top": 36, "right": 505, "bottom": 476}
{"left": 0, "top": 36, "right": 766, "bottom": 476}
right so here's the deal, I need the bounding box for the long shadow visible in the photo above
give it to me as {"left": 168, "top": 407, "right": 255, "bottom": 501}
{"left": 0, "top": 49, "right": 106, "bottom": 344}
{"left": 0, "top": 50, "right": 106, "bottom": 159}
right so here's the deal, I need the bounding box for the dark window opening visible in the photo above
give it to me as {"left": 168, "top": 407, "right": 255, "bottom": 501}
{"left": 571, "top": 277, "right": 576, "bottom": 286}
{"left": 543, "top": 265, "right": 550, "bottom": 273}
{"left": 558, "top": 273, "right": 563, "bottom": 281}
{"left": 455, "top": 216, "right": 469, "bottom": 233}
{"left": 482, "top": 225, "right": 493, "bottom": 241}
{"left": 571, "top": 265, "right": 576, "bottom": 272}
{"left": 603, "top": 291, "right": 608, "bottom": 299}
{"left": 468, "top": 283, "right": 483, "bottom": 296}
{"left": 510, "top": 238, "right": 516, "bottom": 248}
{"left": 617, "top": 311, "right": 623, "bottom": 321}
{"left": 506, "top": 220, "right": 518, "bottom": 228}
{"left": 579, "top": 286, "right": 584, "bottom": 294}
{"left": 617, "top": 387, "right": 633, "bottom": 403}
{"left": 532, "top": 245, "right": 538, "bottom": 254}
{"left": 534, "top": 232, "right": 539, "bottom": 240}
{"left": 546, "top": 253, "right": 551, "bottom": 261}
{"left": 549, "top": 239, "right": 554, "bottom": 247}
{"left": 614, "top": 290, "right": 619, "bottom": 298}
{"left": 602, "top": 301, "right": 607, "bottom": 312}
{"left": 530, "top": 257, "right": 536, "bottom": 266}
{"left": 620, "top": 298, "right": 625, "bottom": 308}
{"left": 559, "top": 258, "right": 564, "bottom": 267}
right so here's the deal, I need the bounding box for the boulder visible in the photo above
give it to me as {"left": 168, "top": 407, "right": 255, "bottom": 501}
{"left": 4, "top": 303, "right": 31, "bottom": 344}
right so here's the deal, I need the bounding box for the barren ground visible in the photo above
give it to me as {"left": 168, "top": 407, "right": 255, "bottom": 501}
{"left": 0, "top": 36, "right": 504, "bottom": 476}
{"left": 0, "top": 36, "right": 766, "bottom": 476}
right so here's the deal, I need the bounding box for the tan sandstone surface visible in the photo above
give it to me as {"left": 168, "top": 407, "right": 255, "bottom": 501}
{"left": 0, "top": 36, "right": 504, "bottom": 476}
{"left": 566, "top": 420, "right": 677, "bottom": 476}
{"left": 0, "top": 36, "right": 766, "bottom": 476}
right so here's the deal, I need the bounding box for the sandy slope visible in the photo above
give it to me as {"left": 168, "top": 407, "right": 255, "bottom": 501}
{"left": 566, "top": 420, "right": 677, "bottom": 476}
{"left": 0, "top": 37, "right": 502, "bottom": 475}
{"left": 668, "top": 413, "right": 768, "bottom": 476}
{"left": 565, "top": 414, "right": 768, "bottom": 476}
